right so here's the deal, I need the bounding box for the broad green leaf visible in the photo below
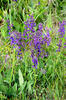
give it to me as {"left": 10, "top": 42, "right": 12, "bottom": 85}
{"left": 18, "top": 69, "right": 24, "bottom": 87}
{"left": 27, "top": 81, "right": 32, "bottom": 94}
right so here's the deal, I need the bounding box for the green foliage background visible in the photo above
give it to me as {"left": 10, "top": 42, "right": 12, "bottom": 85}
{"left": 0, "top": 0, "right": 66, "bottom": 100}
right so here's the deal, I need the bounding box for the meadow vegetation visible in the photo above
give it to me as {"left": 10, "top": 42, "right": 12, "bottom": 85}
{"left": 0, "top": 0, "right": 66, "bottom": 100}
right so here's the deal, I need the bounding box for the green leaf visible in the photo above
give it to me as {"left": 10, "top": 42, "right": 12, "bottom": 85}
{"left": 0, "top": 73, "right": 3, "bottom": 84}
{"left": 0, "top": 16, "right": 2, "bottom": 21}
{"left": 0, "top": 84, "right": 8, "bottom": 94}
{"left": 6, "top": 83, "right": 17, "bottom": 97}
{"left": 18, "top": 69, "right": 24, "bottom": 87}
{"left": 27, "top": 81, "right": 33, "bottom": 94}
{"left": 12, "top": 83, "right": 17, "bottom": 95}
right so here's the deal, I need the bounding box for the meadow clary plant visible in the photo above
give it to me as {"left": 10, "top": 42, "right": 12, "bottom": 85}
{"left": 7, "top": 15, "right": 51, "bottom": 68}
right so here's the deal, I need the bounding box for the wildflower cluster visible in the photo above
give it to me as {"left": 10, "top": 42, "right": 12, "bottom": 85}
{"left": 7, "top": 15, "right": 51, "bottom": 68}
{"left": 57, "top": 21, "right": 66, "bottom": 52}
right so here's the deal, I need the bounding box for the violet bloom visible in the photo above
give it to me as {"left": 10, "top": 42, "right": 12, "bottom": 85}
{"left": 7, "top": 26, "right": 11, "bottom": 30}
{"left": 7, "top": 19, "right": 13, "bottom": 31}
{"left": 44, "top": 31, "right": 51, "bottom": 46}
{"left": 58, "top": 21, "right": 66, "bottom": 38}
{"left": 34, "top": 41, "right": 41, "bottom": 56}
{"left": 56, "top": 40, "right": 62, "bottom": 52}
{"left": 30, "top": 22, "right": 51, "bottom": 60}
{"left": 24, "top": 15, "right": 36, "bottom": 39}
{"left": 38, "top": 2, "right": 40, "bottom": 5}
{"left": 12, "top": 0, "right": 17, "bottom": 2}
{"left": 64, "top": 37, "right": 66, "bottom": 48}
{"left": 7, "top": 20, "right": 23, "bottom": 56}
{"left": 30, "top": 23, "right": 43, "bottom": 57}
{"left": 38, "top": 23, "right": 43, "bottom": 31}
{"left": 57, "top": 21, "right": 66, "bottom": 52}
{"left": 9, "top": 31, "right": 22, "bottom": 46}
{"left": 31, "top": 50, "right": 34, "bottom": 58}
{"left": 32, "top": 57, "right": 38, "bottom": 68}
{"left": 10, "top": 37, "right": 15, "bottom": 45}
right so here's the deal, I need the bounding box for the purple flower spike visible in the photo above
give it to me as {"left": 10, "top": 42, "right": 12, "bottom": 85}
{"left": 58, "top": 21, "right": 66, "bottom": 38}
{"left": 57, "top": 20, "right": 66, "bottom": 52}
{"left": 32, "top": 65, "right": 34, "bottom": 68}
{"left": 32, "top": 57, "right": 38, "bottom": 67}
{"left": 64, "top": 42, "right": 66, "bottom": 48}
{"left": 38, "top": 2, "right": 40, "bottom": 5}
{"left": 24, "top": 14, "right": 36, "bottom": 40}
{"left": 12, "top": 0, "right": 17, "bottom": 2}
{"left": 38, "top": 23, "right": 43, "bottom": 30}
